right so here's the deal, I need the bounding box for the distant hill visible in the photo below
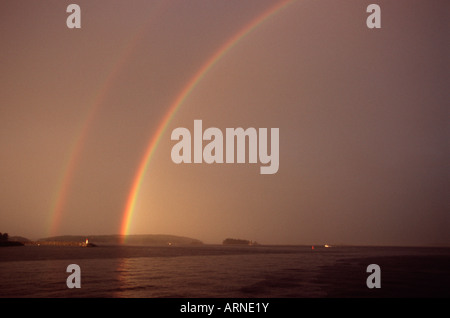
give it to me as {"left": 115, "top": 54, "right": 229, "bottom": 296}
{"left": 9, "top": 236, "right": 30, "bottom": 242}
{"left": 38, "top": 234, "right": 203, "bottom": 246}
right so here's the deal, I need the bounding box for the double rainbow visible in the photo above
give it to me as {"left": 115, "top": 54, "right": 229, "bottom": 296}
{"left": 48, "top": 0, "right": 296, "bottom": 238}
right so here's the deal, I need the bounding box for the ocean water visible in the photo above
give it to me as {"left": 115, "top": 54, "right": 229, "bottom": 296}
{"left": 0, "top": 245, "right": 449, "bottom": 298}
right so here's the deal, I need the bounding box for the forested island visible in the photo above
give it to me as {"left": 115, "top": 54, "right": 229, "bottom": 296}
{"left": 222, "top": 238, "right": 259, "bottom": 245}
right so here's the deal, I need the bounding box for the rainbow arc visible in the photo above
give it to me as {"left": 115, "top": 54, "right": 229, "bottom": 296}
{"left": 120, "top": 0, "right": 296, "bottom": 240}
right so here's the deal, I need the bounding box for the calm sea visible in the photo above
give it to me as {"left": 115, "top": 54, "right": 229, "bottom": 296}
{"left": 0, "top": 244, "right": 449, "bottom": 298}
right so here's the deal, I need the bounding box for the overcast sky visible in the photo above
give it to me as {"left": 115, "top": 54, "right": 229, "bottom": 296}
{"left": 0, "top": 0, "right": 448, "bottom": 245}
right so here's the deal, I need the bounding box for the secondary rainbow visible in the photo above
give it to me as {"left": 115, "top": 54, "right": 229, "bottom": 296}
{"left": 48, "top": 2, "right": 170, "bottom": 236}
{"left": 120, "top": 0, "right": 296, "bottom": 239}
{"left": 48, "top": 41, "right": 139, "bottom": 236}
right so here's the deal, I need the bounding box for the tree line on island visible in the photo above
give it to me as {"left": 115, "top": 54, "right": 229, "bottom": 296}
{"left": 222, "top": 238, "right": 259, "bottom": 246}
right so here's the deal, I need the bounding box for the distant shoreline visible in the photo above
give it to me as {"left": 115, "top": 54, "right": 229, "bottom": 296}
{"left": 3, "top": 233, "right": 450, "bottom": 248}
{"left": 22, "top": 241, "right": 95, "bottom": 247}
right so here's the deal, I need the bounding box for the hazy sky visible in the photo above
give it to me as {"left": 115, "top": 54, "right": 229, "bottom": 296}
{"left": 1, "top": 0, "right": 448, "bottom": 245}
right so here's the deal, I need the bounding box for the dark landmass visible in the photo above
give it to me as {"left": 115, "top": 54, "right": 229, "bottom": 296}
{"left": 0, "top": 232, "right": 24, "bottom": 247}
{"left": 223, "top": 238, "right": 259, "bottom": 245}
{"left": 37, "top": 234, "right": 203, "bottom": 246}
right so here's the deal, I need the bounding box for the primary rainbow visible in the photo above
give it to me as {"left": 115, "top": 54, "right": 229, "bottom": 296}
{"left": 120, "top": 0, "right": 296, "bottom": 239}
